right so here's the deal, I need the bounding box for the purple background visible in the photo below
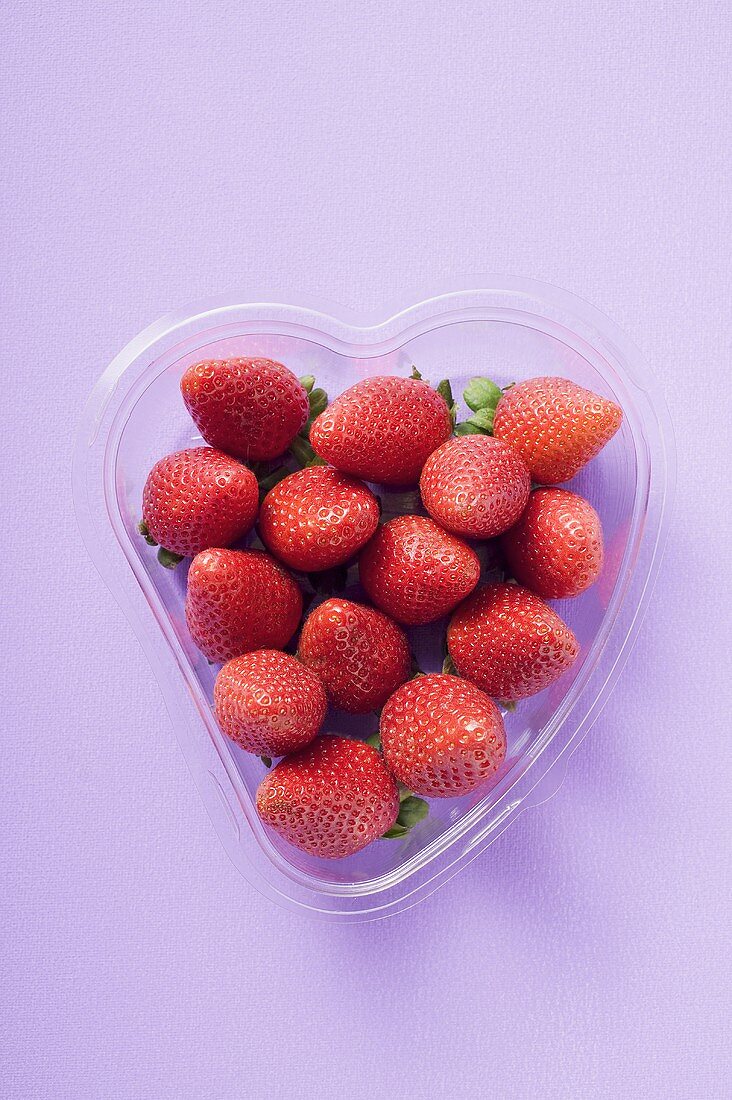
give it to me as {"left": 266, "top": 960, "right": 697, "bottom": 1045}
{"left": 3, "top": 3, "right": 730, "bottom": 1097}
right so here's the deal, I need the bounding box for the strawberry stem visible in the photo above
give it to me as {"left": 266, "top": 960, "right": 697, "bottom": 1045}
{"left": 157, "top": 547, "right": 184, "bottom": 569}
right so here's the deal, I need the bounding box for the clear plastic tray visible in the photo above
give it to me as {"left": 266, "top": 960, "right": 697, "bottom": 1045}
{"left": 72, "top": 277, "right": 674, "bottom": 921}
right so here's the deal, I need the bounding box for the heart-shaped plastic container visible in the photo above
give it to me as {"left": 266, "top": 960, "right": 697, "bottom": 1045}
{"left": 73, "top": 278, "right": 674, "bottom": 921}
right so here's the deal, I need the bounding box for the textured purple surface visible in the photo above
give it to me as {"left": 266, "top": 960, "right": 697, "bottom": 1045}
{"left": 3, "top": 3, "right": 730, "bottom": 1097}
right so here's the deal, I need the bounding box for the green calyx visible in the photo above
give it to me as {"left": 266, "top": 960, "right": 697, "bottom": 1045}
{"left": 257, "top": 465, "right": 291, "bottom": 500}
{"left": 260, "top": 755, "right": 273, "bottom": 768}
{"left": 436, "top": 378, "right": 458, "bottom": 427}
{"left": 290, "top": 434, "right": 326, "bottom": 469}
{"left": 307, "top": 387, "right": 328, "bottom": 421}
{"left": 464, "top": 376, "right": 502, "bottom": 413}
{"left": 454, "top": 421, "right": 484, "bottom": 436}
{"left": 299, "top": 374, "right": 315, "bottom": 394}
{"left": 137, "top": 520, "right": 158, "bottom": 546}
{"left": 290, "top": 379, "right": 329, "bottom": 465}
{"left": 364, "top": 731, "right": 382, "bottom": 751}
{"left": 442, "top": 653, "right": 458, "bottom": 676}
{"left": 410, "top": 365, "right": 423, "bottom": 380}
{"left": 157, "top": 547, "right": 184, "bottom": 569}
{"left": 498, "top": 699, "right": 517, "bottom": 713}
{"left": 454, "top": 375, "right": 511, "bottom": 437}
{"left": 409, "top": 652, "right": 424, "bottom": 679}
{"left": 383, "top": 792, "right": 429, "bottom": 839}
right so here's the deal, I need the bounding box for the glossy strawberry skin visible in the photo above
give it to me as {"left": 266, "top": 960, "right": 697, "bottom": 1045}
{"left": 359, "top": 515, "right": 480, "bottom": 625}
{"left": 259, "top": 466, "right": 380, "bottom": 572}
{"left": 501, "top": 488, "right": 604, "bottom": 599}
{"left": 419, "top": 436, "right": 531, "bottom": 539}
{"left": 213, "top": 650, "right": 326, "bottom": 757}
{"left": 380, "top": 674, "right": 506, "bottom": 798}
{"left": 297, "top": 598, "right": 411, "bottom": 714}
{"left": 256, "top": 736, "right": 399, "bottom": 858}
{"left": 181, "top": 357, "right": 310, "bottom": 462}
{"left": 448, "top": 583, "right": 579, "bottom": 700}
{"left": 309, "top": 376, "right": 452, "bottom": 486}
{"left": 142, "top": 447, "right": 258, "bottom": 557}
{"left": 185, "top": 548, "right": 303, "bottom": 663}
{"left": 493, "top": 376, "right": 623, "bottom": 484}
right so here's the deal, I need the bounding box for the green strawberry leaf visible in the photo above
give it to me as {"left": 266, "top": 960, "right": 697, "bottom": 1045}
{"left": 410, "top": 365, "right": 423, "bottom": 380}
{"left": 409, "top": 652, "right": 424, "bottom": 678}
{"left": 397, "top": 795, "right": 429, "bottom": 828}
{"left": 257, "top": 466, "right": 291, "bottom": 500}
{"left": 442, "top": 653, "right": 458, "bottom": 675}
{"left": 464, "top": 376, "right": 502, "bottom": 413}
{"left": 260, "top": 755, "right": 272, "bottom": 768}
{"left": 454, "top": 421, "right": 484, "bottom": 436}
{"left": 137, "top": 520, "right": 158, "bottom": 546}
{"left": 466, "top": 407, "right": 495, "bottom": 432}
{"left": 364, "top": 731, "right": 382, "bottom": 750}
{"left": 498, "top": 699, "right": 517, "bottom": 713}
{"left": 307, "top": 387, "right": 328, "bottom": 420}
{"left": 299, "top": 374, "right": 315, "bottom": 393}
{"left": 382, "top": 791, "right": 430, "bottom": 838}
{"left": 290, "top": 435, "right": 326, "bottom": 468}
{"left": 157, "top": 547, "right": 184, "bottom": 569}
{"left": 436, "top": 378, "right": 454, "bottom": 407}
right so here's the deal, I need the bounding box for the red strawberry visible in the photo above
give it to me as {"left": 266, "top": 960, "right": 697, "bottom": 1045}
{"left": 181, "top": 357, "right": 310, "bottom": 462}
{"left": 419, "top": 436, "right": 530, "bottom": 538}
{"left": 358, "top": 515, "right": 480, "bottom": 625}
{"left": 297, "top": 597, "right": 411, "bottom": 713}
{"left": 380, "top": 674, "right": 506, "bottom": 797}
{"left": 501, "top": 488, "right": 604, "bottom": 599}
{"left": 448, "top": 583, "right": 579, "bottom": 700}
{"left": 185, "top": 548, "right": 302, "bottom": 663}
{"left": 309, "top": 375, "right": 452, "bottom": 486}
{"left": 493, "top": 376, "right": 623, "bottom": 484}
{"left": 256, "top": 736, "right": 400, "bottom": 858}
{"left": 259, "top": 466, "right": 379, "bottom": 572}
{"left": 141, "top": 447, "right": 258, "bottom": 561}
{"left": 213, "top": 650, "right": 326, "bottom": 757}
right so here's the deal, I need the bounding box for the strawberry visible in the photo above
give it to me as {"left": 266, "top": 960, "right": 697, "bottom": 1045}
{"left": 180, "top": 357, "right": 310, "bottom": 462}
{"left": 185, "top": 548, "right": 302, "bottom": 663}
{"left": 419, "top": 436, "right": 530, "bottom": 539}
{"left": 259, "top": 466, "right": 380, "bottom": 572}
{"left": 140, "top": 447, "right": 258, "bottom": 565}
{"left": 501, "top": 487, "right": 604, "bottom": 599}
{"left": 297, "top": 597, "right": 411, "bottom": 713}
{"left": 309, "top": 375, "right": 452, "bottom": 486}
{"left": 256, "top": 736, "right": 400, "bottom": 858}
{"left": 213, "top": 650, "right": 326, "bottom": 757}
{"left": 448, "top": 583, "right": 579, "bottom": 700}
{"left": 358, "top": 514, "right": 480, "bottom": 625}
{"left": 380, "top": 674, "right": 506, "bottom": 797}
{"left": 492, "top": 376, "right": 623, "bottom": 484}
